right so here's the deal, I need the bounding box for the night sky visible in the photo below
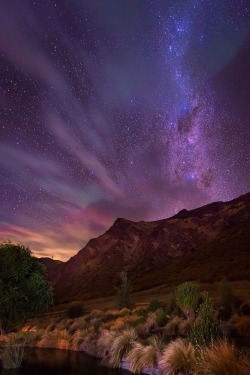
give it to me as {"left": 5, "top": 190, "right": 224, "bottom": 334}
{"left": 1, "top": 1, "right": 250, "bottom": 260}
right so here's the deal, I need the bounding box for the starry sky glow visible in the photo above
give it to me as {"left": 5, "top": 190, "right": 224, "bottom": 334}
{"left": 1, "top": 0, "right": 250, "bottom": 260}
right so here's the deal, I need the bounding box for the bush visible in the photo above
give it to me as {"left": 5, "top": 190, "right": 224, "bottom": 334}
{"left": 67, "top": 304, "right": 85, "bottom": 319}
{"left": 176, "top": 282, "right": 199, "bottom": 319}
{"left": 156, "top": 308, "right": 167, "bottom": 327}
{"left": 147, "top": 299, "right": 162, "bottom": 312}
{"left": 189, "top": 292, "right": 221, "bottom": 347}
{"left": 159, "top": 338, "right": 196, "bottom": 375}
{"left": 132, "top": 317, "right": 146, "bottom": 327}
{"left": 133, "top": 308, "right": 145, "bottom": 317}
{"left": 0, "top": 241, "right": 53, "bottom": 332}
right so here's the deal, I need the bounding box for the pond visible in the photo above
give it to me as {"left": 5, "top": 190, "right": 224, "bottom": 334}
{"left": 1, "top": 348, "right": 130, "bottom": 375}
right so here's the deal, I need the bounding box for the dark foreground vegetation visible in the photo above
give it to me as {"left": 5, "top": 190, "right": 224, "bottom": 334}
{"left": 1, "top": 277, "right": 249, "bottom": 374}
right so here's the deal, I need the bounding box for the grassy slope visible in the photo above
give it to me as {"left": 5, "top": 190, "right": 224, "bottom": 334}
{"left": 133, "top": 220, "right": 250, "bottom": 291}
{"left": 49, "top": 221, "right": 250, "bottom": 313}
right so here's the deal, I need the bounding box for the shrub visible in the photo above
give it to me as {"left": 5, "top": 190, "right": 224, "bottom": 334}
{"left": 67, "top": 303, "right": 85, "bottom": 319}
{"left": 147, "top": 299, "right": 162, "bottom": 312}
{"left": 156, "top": 308, "right": 168, "bottom": 327}
{"left": 132, "top": 317, "right": 146, "bottom": 327}
{"left": 189, "top": 292, "right": 221, "bottom": 347}
{"left": 159, "top": 338, "right": 196, "bottom": 375}
{"left": 120, "top": 308, "right": 132, "bottom": 316}
{"left": 0, "top": 241, "right": 53, "bottom": 332}
{"left": 133, "top": 308, "right": 145, "bottom": 317}
{"left": 198, "top": 340, "right": 250, "bottom": 375}
{"left": 176, "top": 282, "right": 199, "bottom": 319}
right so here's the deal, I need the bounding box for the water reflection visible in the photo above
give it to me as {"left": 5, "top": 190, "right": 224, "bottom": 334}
{"left": 1, "top": 348, "right": 129, "bottom": 375}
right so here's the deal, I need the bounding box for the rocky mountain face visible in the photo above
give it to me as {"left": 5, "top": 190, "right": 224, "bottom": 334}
{"left": 40, "top": 193, "right": 250, "bottom": 303}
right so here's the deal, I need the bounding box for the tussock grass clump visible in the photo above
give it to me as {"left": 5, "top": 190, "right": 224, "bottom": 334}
{"left": 109, "top": 315, "right": 135, "bottom": 331}
{"left": 0, "top": 336, "right": 24, "bottom": 369}
{"left": 108, "top": 327, "right": 138, "bottom": 367}
{"left": 126, "top": 341, "right": 144, "bottom": 373}
{"left": 127, "top": 335, "right": 164, "bottom": 374}
{"left": 164, "top": 316, "right": 184, "bottom": 336}
{"left": 198, "top": 340, "right": 250, "bottom": 375}
{"left": 159, "top": 338, "right": 196, "bottom": 375}
{"left": 37, "top": 328, "right": 70, "bottom": 349}
{"left": 97, "top": 329, "right": 118, "bottom": 357}
{"left": 71, "top": 329, "right": 89, "bottom": 351}
{"left": 78, "top": 332, "right": 98, "bottom": 356}
{"left": 68, "top": 318, "right": 85, "bottom": 334}
{"left": 144, "top": 312, "right": 157, "bottom": 332}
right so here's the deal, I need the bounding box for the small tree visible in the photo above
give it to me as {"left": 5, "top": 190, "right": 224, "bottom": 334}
{"left": 116, "top": 271, "right": 132, "bottom": 309}
{"left": 0, "top": 241, "right": 53, "bottom": 332}
{"left": 176, "top": 282, "right": 199, "bottom": 319}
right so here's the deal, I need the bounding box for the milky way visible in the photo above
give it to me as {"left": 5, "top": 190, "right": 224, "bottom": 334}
{"left": 0, "top": 1, "right": 249, "bottom": 260}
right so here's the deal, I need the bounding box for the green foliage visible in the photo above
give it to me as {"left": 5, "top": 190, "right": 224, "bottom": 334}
{"left": 166, "top": 291, "right": 180, "bottom": 316}
{"left": 132, "top": 317, "right": 146, "bottom": 327}
{"left": 147, "top": 299, "right": 162, "bottom": 312}
{"left": 116, "top": 271, "right": 132, "bottom": 309}
{"left": 120, "top": 308, "right": 131, "bottom": 316}
{"left": 0, "top": 241, "right": 53, "bottom": 332}
{"left": 176, "top": 282, "right": 200, "bottom": 318}
{"left": 155, "top": 308, "right": 167, "bottom": 327}
{"left": 189, "top": 292, "right": 221, "bottom": 347}
{"left": 67, "top": 303, "right": 85, "bottom": 319}
{"left": 134, "top": 308, "right": 145, "bottom": 317}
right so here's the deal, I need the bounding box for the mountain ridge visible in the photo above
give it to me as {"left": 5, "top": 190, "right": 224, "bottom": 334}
{"left": 39, "top": 192, "right": 250, "bottom": 303}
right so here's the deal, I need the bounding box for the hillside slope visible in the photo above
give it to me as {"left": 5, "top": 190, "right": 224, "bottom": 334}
{"left": 40, "top": 192, "right": 250, "bottom": 303}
